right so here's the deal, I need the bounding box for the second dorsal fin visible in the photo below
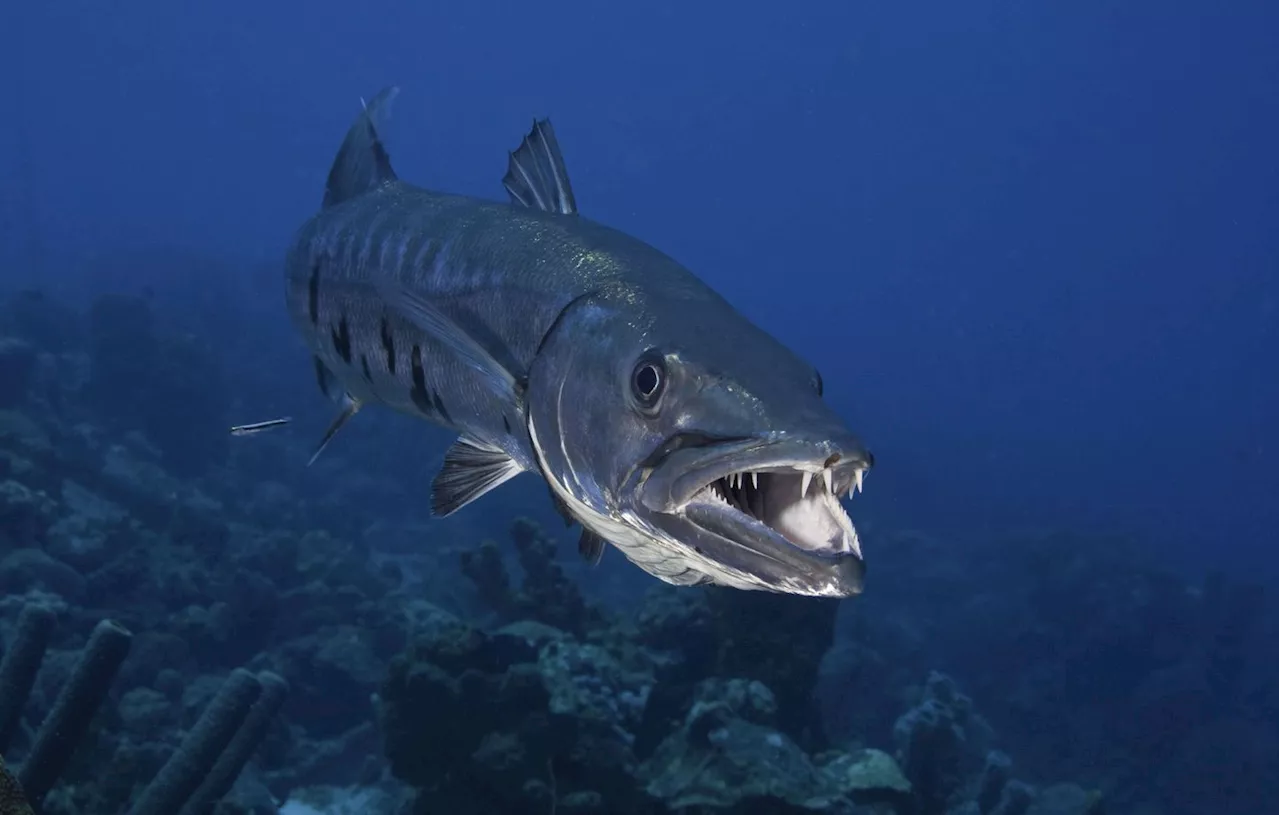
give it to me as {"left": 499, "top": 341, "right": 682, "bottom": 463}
{"left": 502, "top": 119, "right": 578, "bottom": 215}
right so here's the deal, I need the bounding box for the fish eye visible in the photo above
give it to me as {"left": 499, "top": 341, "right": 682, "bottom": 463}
{"left": 631, "top": 352, "right": 667, "bottom": 412}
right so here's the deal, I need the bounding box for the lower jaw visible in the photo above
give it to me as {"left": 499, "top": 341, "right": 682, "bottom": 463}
{"left": 677, "top": 505, "right": 866, "bottom": 597}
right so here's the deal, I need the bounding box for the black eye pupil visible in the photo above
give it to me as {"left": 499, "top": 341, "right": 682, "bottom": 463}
{"left": 635, "top": 365, "right": 660, "bottom": 397}
{"left": 631, "top": 354, "right": 666, "bottom": 410}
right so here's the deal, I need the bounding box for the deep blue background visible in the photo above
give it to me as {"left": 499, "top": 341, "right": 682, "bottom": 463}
{"left": 1, "top": 0, "right": 1273, "bottom": 579}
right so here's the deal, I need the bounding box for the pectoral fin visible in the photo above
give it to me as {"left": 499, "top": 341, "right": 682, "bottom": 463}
{"left": 432, "top": 435, "right": 525, "bottom": 516}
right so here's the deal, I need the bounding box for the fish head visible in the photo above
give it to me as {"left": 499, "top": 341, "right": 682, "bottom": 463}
{"left": 527, "top": 286, "right": 873, "bottom": 598}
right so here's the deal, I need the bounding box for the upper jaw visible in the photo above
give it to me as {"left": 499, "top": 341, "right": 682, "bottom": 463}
{"left": 638, "top": 433, "right": 873, "bottom": 513}
{"left": 630, "top": 432, "right": 873, "bottom": 597}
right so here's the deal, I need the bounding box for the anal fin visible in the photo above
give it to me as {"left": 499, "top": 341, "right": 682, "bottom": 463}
{"left": 307, "top": 395, "right": 361, "bottom": 466}
{"left": 432, "top": 435, "right": 524, "bottom": 516}
{"left": 502, "top": 119, "right": 578, "bottom": 215}
{"left": 577, "top": 530, "right": 607, "bottom": 567}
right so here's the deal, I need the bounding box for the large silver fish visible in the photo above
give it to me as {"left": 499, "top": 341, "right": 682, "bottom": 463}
{"left": 284, "top": 87, "right": 875, "bottom": 597}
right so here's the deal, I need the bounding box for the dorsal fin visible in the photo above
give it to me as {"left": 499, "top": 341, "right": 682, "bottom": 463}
{"left": 502, "top": 119, "right": 578, "bottom": 215}
{"left": 323, "top": 86, "right": 400, "bottom": 208}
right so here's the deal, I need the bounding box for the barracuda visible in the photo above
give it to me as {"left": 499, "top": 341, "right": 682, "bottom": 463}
{"left": 282, "top": 87, "right": 875, "bottom": 597}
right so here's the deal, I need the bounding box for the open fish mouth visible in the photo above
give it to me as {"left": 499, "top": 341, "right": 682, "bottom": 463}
{"left": 638, "top": 434, "right": 872, "bottom": 591}
{"left": 687, "top": 464, "right": 865, "bottom": 557}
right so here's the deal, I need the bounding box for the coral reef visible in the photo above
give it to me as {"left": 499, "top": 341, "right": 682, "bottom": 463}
{"left": 459, "top": 517, "right": 602, "bottom": 634}
{"left": 704, "top": 588, "right": 839, "bottom": 747}
{"left": 639, "top": 677, "right": 911, "bottom": 812}
{"left": 386, "top": 551, "right": 1120, "bottom": 815}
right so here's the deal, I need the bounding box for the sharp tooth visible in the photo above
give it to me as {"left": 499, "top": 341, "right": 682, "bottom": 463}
{"left": 822, "top": 468, "right": 833, "bottom": 494}
{"left": 855, "top": 469, "right": 864, "bottom": 494}
{"left": 800, "top": 471, "right": 812, "bottom": 498}
{"left": 751, "top": 471, "right": 758, "bottom": 489}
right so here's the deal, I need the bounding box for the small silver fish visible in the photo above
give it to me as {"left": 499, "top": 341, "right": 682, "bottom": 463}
{"left": 229, "top": 418, "right": 292, "bottom": 437}
{"left": 282, "top": 87, "right": 874, "bottom": 598}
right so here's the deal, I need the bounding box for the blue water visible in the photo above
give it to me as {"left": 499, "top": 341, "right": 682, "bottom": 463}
{"left": 0, "top": 1, "right": 1272, "bottom": 814}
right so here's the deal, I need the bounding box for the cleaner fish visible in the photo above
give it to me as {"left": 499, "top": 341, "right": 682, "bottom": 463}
{"left": 284, "top": 87, "right": 875, "bottom": 597}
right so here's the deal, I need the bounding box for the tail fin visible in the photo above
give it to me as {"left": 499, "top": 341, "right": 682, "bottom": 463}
{"left": 322, "top": 86, "right": 400, "bottom": 208}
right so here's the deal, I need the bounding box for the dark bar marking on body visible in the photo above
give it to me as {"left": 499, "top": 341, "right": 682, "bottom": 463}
{"left": 308, "top": 260, "right": 321, "bottom": 324}
{"left": 331, "top": 315, "right": 352, "bottom": 364}
{"left": 432, "top": 390, "right": 452, "bottom": 423}
{"left": 314, "top": 357, "right": 331, "bottom": 398}
{"left": 380, "top": 317, "right": 396, "bottom": 374}
{"left": 409, "top": 344, "right": 434, "bottom": 415}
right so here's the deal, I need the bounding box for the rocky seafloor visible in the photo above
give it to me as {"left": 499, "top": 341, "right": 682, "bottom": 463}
{"left": 0, "top": 284, "right": 1272, "bottom": 815}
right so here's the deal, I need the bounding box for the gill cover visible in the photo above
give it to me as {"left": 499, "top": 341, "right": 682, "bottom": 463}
{"left": 526, "top": 289, "right": 662, "bottom": 524}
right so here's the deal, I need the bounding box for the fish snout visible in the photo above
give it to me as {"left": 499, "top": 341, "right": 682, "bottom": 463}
{"left": 787, "top": 425, "right": 873, "bottom": 498}
{"left": 805, "top": 425, "right": 874, "bottom": 472}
